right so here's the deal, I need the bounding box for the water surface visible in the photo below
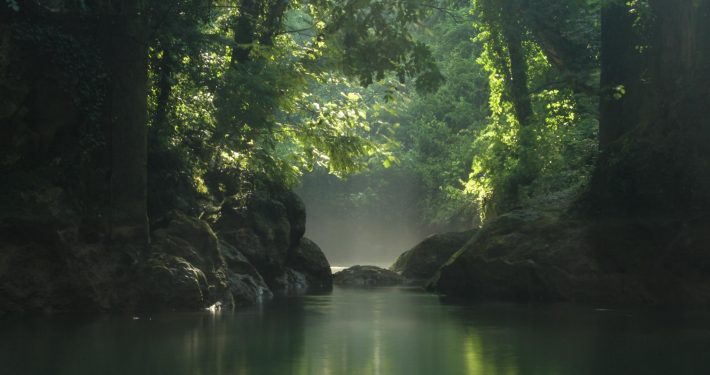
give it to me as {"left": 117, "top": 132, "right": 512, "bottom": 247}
{"left": 2, "top": 287, "right": 710, "bottom": 374}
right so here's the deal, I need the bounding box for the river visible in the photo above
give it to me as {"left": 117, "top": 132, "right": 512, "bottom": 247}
{"left": 2, "top": 287, "right": 710, "bottom": 374}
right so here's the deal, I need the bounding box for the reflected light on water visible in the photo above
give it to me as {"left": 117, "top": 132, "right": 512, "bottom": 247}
{"left": 463, "top": 327, "right": 484, "bottom": 375}
{"left": 372, "top": 302, "right": 384, "bottom": 375}
{"left": 3, "top": 288, "right": 710, "bottom": 375}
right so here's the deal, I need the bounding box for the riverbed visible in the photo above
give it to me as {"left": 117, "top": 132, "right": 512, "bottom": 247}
{"left": 2, "top": 287, "right": 710, "bottom": 374}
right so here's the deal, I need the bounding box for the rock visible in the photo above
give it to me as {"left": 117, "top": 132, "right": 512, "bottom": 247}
{"left": 283, "top": 237, "right": 332, "bottom": 293}
{"left": 390, "top": 230, "right": 477, "bottom": 284}
{"left": 216, "top": 190, "right": 324, "bottom": 295}
{"left": 0, "top": 184, "right": 325, "bottom": 313}
{"left": 429, "top": 207, "right": 710, "bottom": 306}
{"left": 216, "top": 192, "right": 292, "bottom": 286}
{"left": 280, "top": 190, "right": 307, "bottom": 246}
{"left": 220, "top": 240, "right": 272, "bottom": 306}
{"left": 152, "top": 213, "right": 222, "bottom": 271}
{"left": 0, "top": 222, "right": 85, "bottom": 313}
{"left": 430, "top": 209, "right": 611, "bottom": 303}
{"left": 333, "top": 265, "right": 405, "bottom": 287}
{"left": 0, "top": 217, "right": 140, "bottom": 313}
{"left": 146, "top": 212, "right": 233, "bottom": 310}
{"left": 0, "top": 209, "right": 282, "bottom": 313}
{"left": 142, "top": 254, "right": 210, "bottom": 310}
{"left": 272, "top": 268, "right": 309, "bottom": 294}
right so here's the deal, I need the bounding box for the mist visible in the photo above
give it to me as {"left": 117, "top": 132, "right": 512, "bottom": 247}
{"left": 301, "top": 207, "right": 426, "bottom": 268}
{"left": 297, "top": 169, "right": 463, "bottom": 268}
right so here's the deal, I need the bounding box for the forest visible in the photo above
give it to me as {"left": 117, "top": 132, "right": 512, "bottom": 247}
{"left": 2, "top": 0, "right": 710, "bottom": 372}
{"left": 2, "top": 0, "right": 710, "bottom": 310}
{"left": 0, "top": 0, "right": 710, "bottom": 375}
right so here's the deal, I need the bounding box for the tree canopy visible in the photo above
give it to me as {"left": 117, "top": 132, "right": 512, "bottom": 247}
{"left": 3, "top": 0, "right": 709, "bottom": 232}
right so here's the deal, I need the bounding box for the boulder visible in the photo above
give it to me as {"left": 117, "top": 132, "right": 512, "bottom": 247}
{"left": 0, "top": 182, "right": 142, "bottom": 314}
{"left": 272, "top": 268, "right": 309, "bottom": 294}
{"left": 280, "top": 190, "right": 307, "bottom": 246}
{"left": 0, "top": 184, "right": 326, "bottom": 313}
{"left": 142, "top": 254, "right": 211, "bottom": 310}
{"left": 215, "top": 190, "right": 321, "bottom": 295}
{"left": 146, "top": 213, "right": 232, "bottom": 310}
{"left": 220, "top": 240, "right": 272, "bottom": 306}
{"left": 216, "top": 191, "right": 292, "bottom": 287}
{"left": 430, "top": 209, "right": 614, "bottom": 303}
{"left": 430, "top": 207, "right": 710, "bottom": 306}
{"left": 333, "top": 265, "right": 404, "bottom": 287}
{"left": 283, "top": 237, "right": 332, "bottom": 293}
{"left": 390, "top": 229, "right": 477, "bottom": 284}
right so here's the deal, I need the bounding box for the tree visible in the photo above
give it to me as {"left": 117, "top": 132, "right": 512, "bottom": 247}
{"left": 1, "top": 0, "right": 445, "bottom": 246}
{"left": 466, "top": 0, "right": 599, "bottom": 217}
{"left": 104, "top": 0, "right": 150, "bottom": 244}
{"left": 586, "top": 0, "right": 710, "bottom": 215}
{"left": 477, "top": 0, "right": 535, "bottom": 183}
{"left": 597, "top": 1, "right": 638, "bottom": 152}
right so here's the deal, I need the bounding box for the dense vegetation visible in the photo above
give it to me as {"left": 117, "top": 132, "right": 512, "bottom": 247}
{"left": 1, "top": 0, "right": 710, "bottom": 311}
{"left": 301, "top": 0, "right": 598, "bottom": 235}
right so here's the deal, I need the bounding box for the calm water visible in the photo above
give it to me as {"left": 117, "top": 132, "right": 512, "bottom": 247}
{"left": 2, "top": 287, "right": 710, "bottom": 374}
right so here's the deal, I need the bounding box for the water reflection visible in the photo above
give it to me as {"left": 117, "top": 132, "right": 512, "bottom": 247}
{"left": 2, "top": 288, "right": 710, "bottom": 374}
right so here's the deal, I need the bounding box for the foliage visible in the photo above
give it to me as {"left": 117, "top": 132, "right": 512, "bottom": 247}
{"left": 301, "top": 0, "right": 600, "bottom": 228}
{"left": 4, "top": 0, "right": 19, "bottom": 12}
{"left": 392, "top": 6, "right": 488, "bottom": 227}
{"left": 463, "top": 0, "right": 600, "bottom": 219}
{"left": 5, "top": 0, "right": 603, "bottom": 228}
{"left": 136, "top": 0, "right": 447, "bottom": 215}
{"left": 318, "top": 0, "right": 445, "bottom": 92}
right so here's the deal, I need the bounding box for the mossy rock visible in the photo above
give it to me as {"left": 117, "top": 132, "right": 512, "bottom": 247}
{"left": 390, "top": 229, "right": 477, "bottom": 283}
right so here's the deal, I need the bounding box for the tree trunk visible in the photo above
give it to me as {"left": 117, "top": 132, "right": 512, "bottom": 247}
{"left": 500, "top": 7, "right": 533, "bottom": 131}
{"left": 500, "top": 1, "right": 537, "bottom": 193}
{"left": 260, "top": 0, "right": 289, "bottom": 46}
{"left": 232, "top": 0, "right": 257, "bottom": 66}
{"left": 598, "top": 2, "right": 637, "bottom": 152}
{"left": 645, "top": 0, "right": 710, "bottom": 211}
{"left": 105, "top": 2, "right": 150, "bottom": 244}
{"left": 588, "top": 0, "right": 710, "bottom": 214}
{"left": 153, "top": 48, "right": 173, "bottom": 139}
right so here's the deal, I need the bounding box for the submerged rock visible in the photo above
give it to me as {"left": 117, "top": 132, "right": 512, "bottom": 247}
{"left": 333, "top": 265, "right": 404, "bottom": 287}
{"left": 390, "top": 230, "right": 477, "bottom": 284}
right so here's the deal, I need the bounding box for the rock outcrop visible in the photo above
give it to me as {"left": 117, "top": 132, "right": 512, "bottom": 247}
{"left": 0, "top": 22, "right": 333, "bottom": 314}
{"left": 0, "top": 188, "right": 331, "bottom": 313}
{"left": 0, "top": 217, "right": 101, "bottom": 313}
{"left": 390, "top": 230, "right": 477, "bottom": 284}
{"left": 215, "top": 190, "right": 331, "bottom": 296}
{"left": 282, "top": 237, "right": 333, "bottom": 293}
{"left": 430, "top": 206, "right": 710, "bottom": 306}
{"left": 144, "top": 213, "right": 232, "bottom": 309}
{"left": 220, "top": 240, "right": 272, "bottom": 307}
{"left": 216, "top": 191, "right": 293, "bottom": 287}
{"left": 333, "top": 265, "right": 404, "bottom": 287}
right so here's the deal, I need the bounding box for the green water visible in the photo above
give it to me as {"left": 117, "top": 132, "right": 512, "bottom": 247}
{"left": 2, "top": 287, "right": 710, "bottom": 374}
